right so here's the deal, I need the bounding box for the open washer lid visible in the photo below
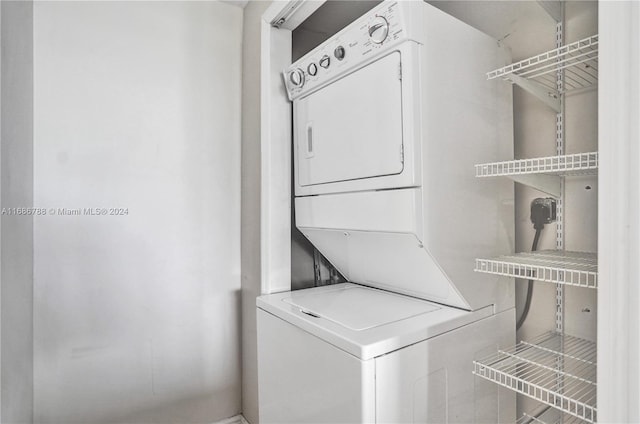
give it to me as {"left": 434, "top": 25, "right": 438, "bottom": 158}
{"left": 283, "top": 285, "right": 439, "bottom": 331}
{"left": 258, "top": 283, "right": 494, "bottom": 360}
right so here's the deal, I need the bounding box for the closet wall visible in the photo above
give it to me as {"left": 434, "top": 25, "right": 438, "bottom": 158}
{"left": 241, "top": 2, "right": 272, "bottom": 423}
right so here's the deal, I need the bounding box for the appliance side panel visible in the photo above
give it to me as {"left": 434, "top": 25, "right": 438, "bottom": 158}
{"left": 375, "top": 308, "right": 516, "bottom": 423}
{"left": 419, "top": 5, "right": 515, "bottom": 312}
{"left": 257, "top": 309, "right": 375, "bottom": 424}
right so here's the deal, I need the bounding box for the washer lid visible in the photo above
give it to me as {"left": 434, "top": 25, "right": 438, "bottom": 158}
{"left": 258, "top": 283, "right": 494, "bottom": 360}
{"left": 284, "top": 285, "right": 439, "bottom": 331}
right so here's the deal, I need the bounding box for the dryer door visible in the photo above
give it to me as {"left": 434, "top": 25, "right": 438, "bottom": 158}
{"left": 295, "top": 51, "right": 404, "bottom": 187}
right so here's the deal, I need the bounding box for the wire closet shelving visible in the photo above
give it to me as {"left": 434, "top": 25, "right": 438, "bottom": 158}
{"left": 475, "top": 152, "right": 598, "bottom": 197}
{"left": 516, "top": 404, "right": 592, "bottom": 424}
{"left": 475, "top": 152, "right": 598, "bottom": 178}
{"left": 474, "top": 11, "right": 599, "bottom": 422}
{"left": 475, "top": 250, "right": 598, "bottom": 289}
{"left": 474, "top": 332, "right": 597, "bottom": 423}
{"left": 487, "top": 34, "right": 598, "bottom": 95}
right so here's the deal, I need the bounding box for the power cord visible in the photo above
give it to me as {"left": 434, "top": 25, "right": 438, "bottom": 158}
{"left": 516, "top": 198, "right": 556, "bottom": 330}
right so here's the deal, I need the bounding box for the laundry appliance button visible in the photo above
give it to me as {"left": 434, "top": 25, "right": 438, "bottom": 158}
{"left": 334, "top": 46, "right": 345, "bottom": 60}
{"left": 307, "top": 63, "right": 318, "bottom": 76}
{"left": 288, "top": 68, "right": 305, "bottom": 87}
{"left": 319, "top": 55, "right": 331, "bottom": 68}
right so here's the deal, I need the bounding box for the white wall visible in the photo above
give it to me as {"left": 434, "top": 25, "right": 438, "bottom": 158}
{"left": 33, "top": 2, "right": 242, "bottom": 423}
{"left": 0, "top": 1, "right": 34, "bottom": 422}
{"left": 241, "top": 2, "right": 271, "bottom": 423}
{"left": 598, "top": 2, "right": 640, "bottom": 421}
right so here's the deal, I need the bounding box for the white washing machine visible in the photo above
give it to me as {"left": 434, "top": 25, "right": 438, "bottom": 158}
{"left": 258, "top": 1, "right": 515, "bottom": 422}
{"left": 258, "top": 284, "right": 514, "bottom": 423}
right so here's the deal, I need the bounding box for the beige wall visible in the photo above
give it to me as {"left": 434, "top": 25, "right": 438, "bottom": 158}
{"left": 33, "top": 2, "right": 243, "bottom": 422}
{"left": 241, "top": 2, "right": 272, "bottom": 423}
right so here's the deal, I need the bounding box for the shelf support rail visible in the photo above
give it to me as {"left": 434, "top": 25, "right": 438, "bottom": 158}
{"left": 507, "top": 73, "right": 561, "bottom": 112}
{"left": 554, "top": 16, "right": 567, "bottom": 416}
{"left": 555, "top": 19, "right": 565, "bottom": 333}
{"left": 509, "top": 174, "right": 562, "bottom": 198}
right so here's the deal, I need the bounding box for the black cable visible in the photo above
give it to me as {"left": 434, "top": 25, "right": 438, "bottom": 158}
{"left": 516, "top": 227, "right": 542, "bottom": 330}
{"left": 516, "top": 198, "right": 555, "bottom": 330}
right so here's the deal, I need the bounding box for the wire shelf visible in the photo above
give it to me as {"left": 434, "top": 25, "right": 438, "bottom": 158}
{"left": 487, "top": 34, "right": 598, "bottom": 94}
{"left": 516, "top": 405, "right": 591, "bottom": 424}
{"left": 475, "top": 250, "right": 598, "bottom": 289}
{"left": 474, "top": 332, "right": 597, "bottom": 423}
{"left": 476, "top": 152, "right": 598, "bottom": 178}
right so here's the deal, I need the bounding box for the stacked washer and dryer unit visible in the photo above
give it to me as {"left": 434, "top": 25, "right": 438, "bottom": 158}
{"left": 258, "top": 1, "right": 515, "bottom": 423}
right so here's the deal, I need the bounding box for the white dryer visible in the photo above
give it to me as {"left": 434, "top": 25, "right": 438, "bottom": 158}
{"left": 258, "top": 1, "right": 515, "bottom": 422}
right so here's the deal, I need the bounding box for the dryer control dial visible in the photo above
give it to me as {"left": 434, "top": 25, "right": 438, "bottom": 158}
{"left": 368, "top": 16, "right": 389, "bottom": 44}
{"left": 319, "top": 55, "right": 331, "bottom": 69}
{"left": 288, "top": 68, "right": 305, "bottom": 87}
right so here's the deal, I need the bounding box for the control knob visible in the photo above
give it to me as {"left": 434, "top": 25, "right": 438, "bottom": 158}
{"left": 368, "top": 16, "right": 389, "bottom": 44}
{"left": 319, "top": 55, "right": 331, "bottom": 69}
{"left": 288, "top": 68, "right": 305, "bottom": 87}
{"left": 307, "top": 63, "right": 318, "bottom": 76}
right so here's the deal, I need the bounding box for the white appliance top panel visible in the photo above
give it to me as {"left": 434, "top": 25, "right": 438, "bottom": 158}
{"left": 283, "top": 285, "right": 439, "bottom": 331}
{"left": 258, "top": 283, "right": 494, "bottom": 360}
{"left": 284, "top": 1, "right": 420, "bottom": 100}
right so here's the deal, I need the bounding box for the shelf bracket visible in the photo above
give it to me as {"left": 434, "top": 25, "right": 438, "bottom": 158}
{"left": 508, "top": 174, "right": 562, "bottom": 197}
{"left": 536, "top": 0, "right": 563, "bottom": 23}
{"left": 506, "top": 74, "right": 561, "bottom": 113}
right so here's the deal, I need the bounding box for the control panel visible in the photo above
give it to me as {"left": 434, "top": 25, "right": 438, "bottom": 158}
{"left": 284, "top": 1, "right": 408, "bottom": 100}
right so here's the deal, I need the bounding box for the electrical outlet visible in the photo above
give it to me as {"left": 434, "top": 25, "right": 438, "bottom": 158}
{"left": 530, "top": 197, "right": 557, "bottom": 229}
